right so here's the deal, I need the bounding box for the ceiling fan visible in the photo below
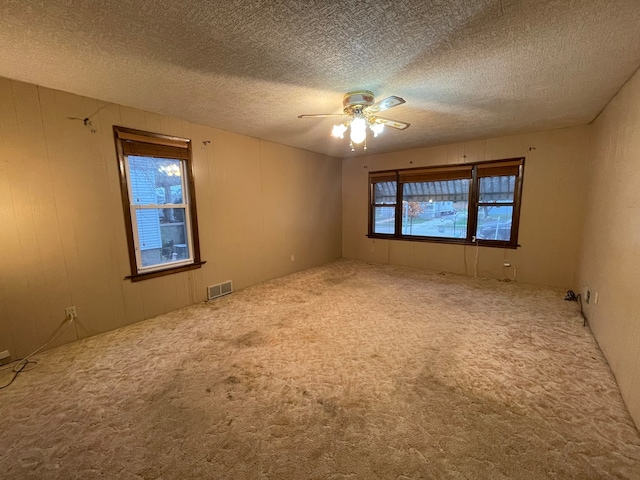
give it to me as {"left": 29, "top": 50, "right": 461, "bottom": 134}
{"left": 298, "top": 90, "right": 410, "bottom": 151}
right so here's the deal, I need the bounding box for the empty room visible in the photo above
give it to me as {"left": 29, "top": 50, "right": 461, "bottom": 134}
{"left": 1, "top": 1, "right": 640, "bottom": 478}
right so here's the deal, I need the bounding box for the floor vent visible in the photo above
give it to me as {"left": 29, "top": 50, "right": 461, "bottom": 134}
{"left": 207, "top": 281, "right": 233, "bottom": 300}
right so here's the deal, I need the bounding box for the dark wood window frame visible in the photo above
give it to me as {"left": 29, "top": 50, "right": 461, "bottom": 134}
{"left": 368, "top": 158, "right": 525, "bottom": 249}
{"left": 114, "top": 126, "right": 205, "bottom": 282}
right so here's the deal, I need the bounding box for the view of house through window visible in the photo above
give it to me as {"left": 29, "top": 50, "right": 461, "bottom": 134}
{"left": 369, "top": 159, "right": 524, "bottom": 248}
{"left": 114, "top": 126, "right": 203, "bottom": 281}
{"left": 127, "top": 156, "right": 190, "bottom": 268}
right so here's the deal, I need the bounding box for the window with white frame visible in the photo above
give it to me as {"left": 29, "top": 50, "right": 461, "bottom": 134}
{"left": 114, "top": 126, "right": 204, "bottom": 281}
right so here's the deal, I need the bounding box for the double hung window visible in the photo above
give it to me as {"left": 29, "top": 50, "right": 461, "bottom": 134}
{"left": 114, "top": 126, "right": 204, "bottom": 281}
{"left": 368, "top": 158, "right": 524, "bottom": 248}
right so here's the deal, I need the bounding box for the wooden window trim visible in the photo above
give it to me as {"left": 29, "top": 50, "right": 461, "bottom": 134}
{"left": 369, "top": 171, "right": 398, "bottom": 237}
{"left": 125, "top": 261, "right": 206, "bottom": 282}
{"left": 114, "top": 126, "right": 206, "bottom": 281}
{"left": 399, "top": 165, "right": 473, "bottom": 182}
{"left": 367, "top": 158, "right": 525, "bottom": 249}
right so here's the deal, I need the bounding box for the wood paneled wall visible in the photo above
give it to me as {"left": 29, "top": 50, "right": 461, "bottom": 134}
{"left": 0, "top": 78, "right": 342, "bottom": 359}
{"left": 577, "top": 68, "right": 640, "bottom": 429}
{"left": 342, "top": 126, "right": 590, "bottom": 288}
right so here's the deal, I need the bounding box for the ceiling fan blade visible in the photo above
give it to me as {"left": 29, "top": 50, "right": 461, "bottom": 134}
{"left": 298, "top": 114, "right": 349, "bottom": 119}
{"left": 373, "top": 117, "right": 410, "bottom": 130}
{"left": 365, "top": 96, "right": 406, "bottom": 114}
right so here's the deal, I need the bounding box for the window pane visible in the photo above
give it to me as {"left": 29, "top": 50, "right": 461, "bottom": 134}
{"left": 476, "top": 205, "right": 514, "bottom": 241}
{"left": 399, "top": 200, "right": 469, "bottom": 238}
{"left": 159, "top": 204, "right": 186, "bottom": 224}
{"left": 136, "top": 208, "right": 190, "bottom": 268}
{"left": 403, "top": 179, "right": 470, "bottom": 203}
{"left": 129, "top": 156, "right": 183, "bottom": 206}
{"left": 479, "top": 175, "right": 515, "bottom": 203}
{"left": 374, "top": 181, "right": 397, "bottom": 204}
{"left": 136, "top": 209, "right": 162, "bottom": 250}
{"left": 401, "top": 179, "right": 469, "bottom": 238}
{"left": 374, "top": 206, "right": 395, "bottom": 234}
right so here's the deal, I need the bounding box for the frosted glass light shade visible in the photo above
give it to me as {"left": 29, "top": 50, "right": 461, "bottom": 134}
{"left": 370, "top": 122, "right": 384, "bottom": 137}
{"left": 331, "top": 124, "right": 347, "bottom": 138}
{"left": 350, "top": 117, "right": 366, "bottom": 144}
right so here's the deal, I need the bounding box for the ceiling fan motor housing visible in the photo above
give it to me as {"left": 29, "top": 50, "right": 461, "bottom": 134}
{"left": 343, "top": 90, "right": 374, "bottom": 115}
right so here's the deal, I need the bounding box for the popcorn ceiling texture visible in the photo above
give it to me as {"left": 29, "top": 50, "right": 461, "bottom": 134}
{"left": 1, "top": 260, "right": 639, "bottom": 479}
{"left": 1, "top": 0, "right": 639, "bottom": 156}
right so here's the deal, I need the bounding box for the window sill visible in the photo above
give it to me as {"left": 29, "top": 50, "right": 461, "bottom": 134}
{"left": 366, "top": 234, "right": 519, "bottom": 249}
{"left": 125, "top": 260, "right": 206, "bottom": 282}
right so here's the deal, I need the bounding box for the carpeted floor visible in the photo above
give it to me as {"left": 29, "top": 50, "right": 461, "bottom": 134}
{"left": 1, "top": 259, "right": 640, "bottom": 479}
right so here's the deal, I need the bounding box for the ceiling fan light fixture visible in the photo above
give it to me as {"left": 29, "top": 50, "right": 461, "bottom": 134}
{"left": 350, "top": 117, "right": 367, "bottom": 144}
{"left": 370, "top": 122, "right": 384, "bottom": 137}
{"left": 298, "top": 90, "right": 409, "bottom": 151}
{"left": 331, "top": 123, "right": 347, "bottom": 139}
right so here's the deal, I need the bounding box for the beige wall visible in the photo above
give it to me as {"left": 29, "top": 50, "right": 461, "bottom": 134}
{"left": 0, "top": 78, "right": 342, "bottom": 359}
{"left": 343, "top": 126, "right": 590, "bottom": 287}
{"left": 577, "top": 68, "right": 640, "bottom": 429}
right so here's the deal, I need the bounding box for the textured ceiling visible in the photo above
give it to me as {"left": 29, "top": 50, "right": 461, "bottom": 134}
{"left": 1, "top": 0, "right": 640, "bottom": 157}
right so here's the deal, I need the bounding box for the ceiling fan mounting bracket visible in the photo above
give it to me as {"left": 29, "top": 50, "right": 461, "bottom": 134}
{"left": 343, "top": 90, "right": 375, "bottom": 116}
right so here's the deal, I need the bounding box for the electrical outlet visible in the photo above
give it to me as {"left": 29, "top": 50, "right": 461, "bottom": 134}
{"left": 65, "top": 306, "right": 77, "bottom": 320}
{"left": 584, "top": 288, "right": 591, "bottom": 305}
{"left": 290, "top": 254, "right": 295, "bottom": 262}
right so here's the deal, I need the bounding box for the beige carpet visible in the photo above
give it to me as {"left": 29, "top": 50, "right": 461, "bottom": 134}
{"left": 1, "top": 259, "right": 640, "bottom": 479}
